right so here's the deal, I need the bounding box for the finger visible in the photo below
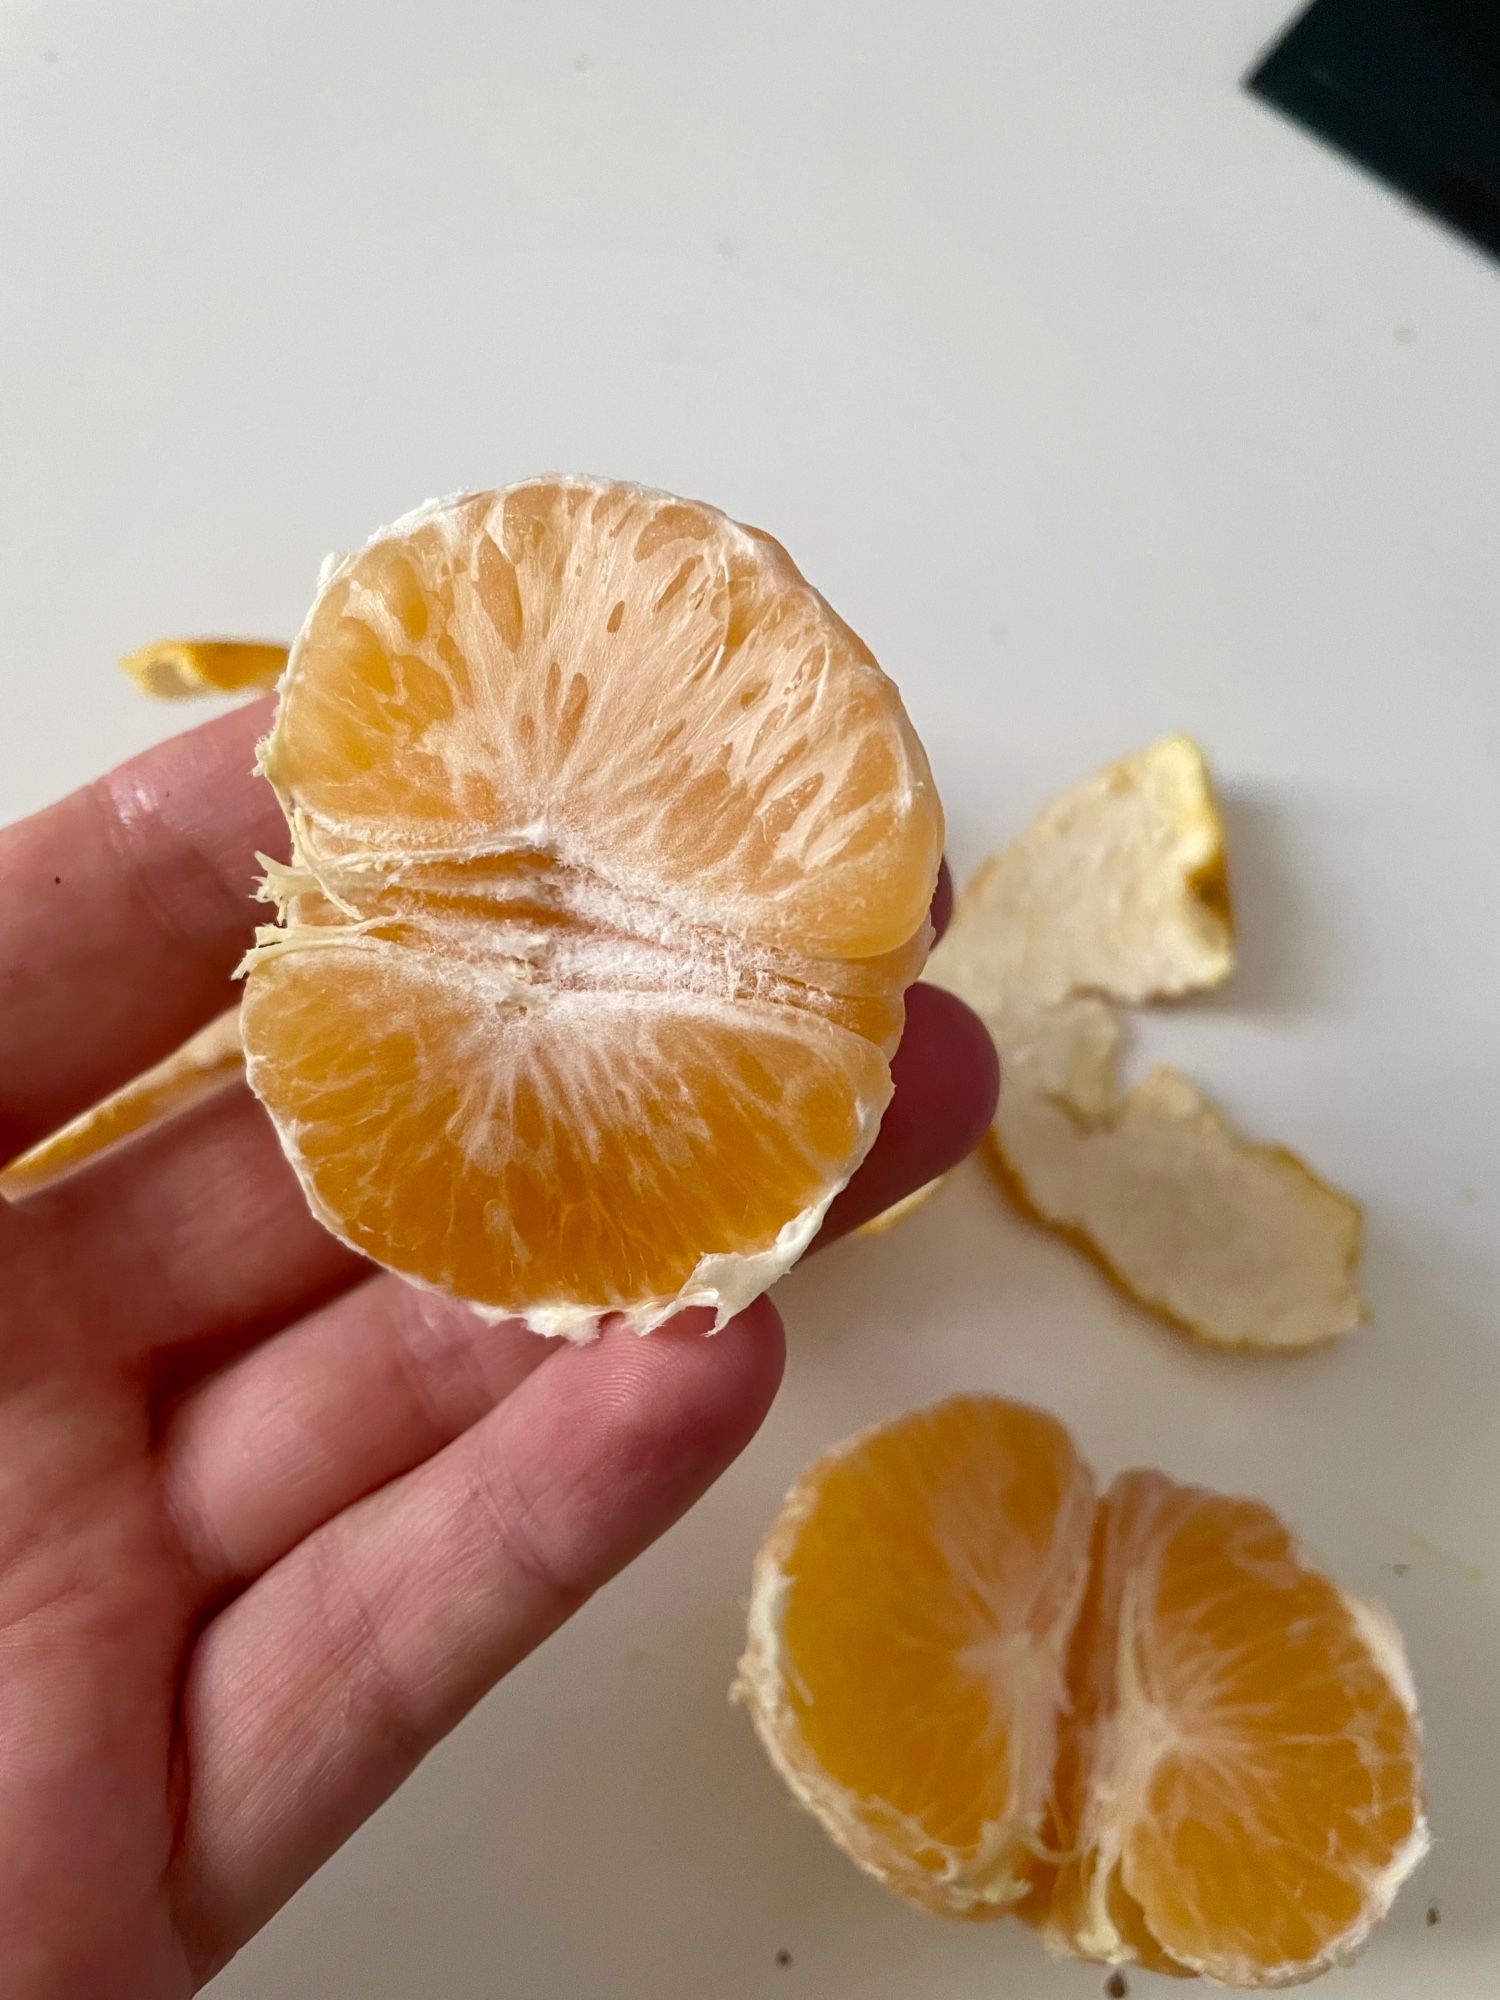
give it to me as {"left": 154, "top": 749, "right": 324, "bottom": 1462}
{"left": 0, "top": 1007, "right": 244, "bottom": 1203}
{"left": 0, "top": 699, "right": 278, "bottom": 1160}
{"left": 163, "top": 1280, "right": 551, "bottom": 1600}
{"left": 153, "top": 964, "right": 986, "bottom": 1599}
{"left": 818, "top": 982, "right": 998, "bottom": 1242}
{"left": 157, "top": 975, "right": 990, "bottom": 1586}
{"left": 35, "top": 938, "right": 987, "bottom": 1370}
{"left": 172, "top": 1301, "right": 784, "bottom": 1975}
{"left": 14, "top": 1083, "right": 363, "bottom": 1362}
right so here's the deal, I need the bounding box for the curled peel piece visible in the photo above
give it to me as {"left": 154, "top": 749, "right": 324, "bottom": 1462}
{"left": 829, "top": 735, "right": 1230, "bottom": 1245}
{"left": 991, "top": 1062, "right": 1365, "bottom": 1350}
{"left": 928, "top": 738, "right": 1365, "bottom": 1350}
{"left": 0, "top": 1008, "right": 245, "bottom": 1200}
{"left": 121, "top": 639, "right": 289, "bottom": 698}
{"left": 930, "top": 734, "right": 1234, "bottom": 1013}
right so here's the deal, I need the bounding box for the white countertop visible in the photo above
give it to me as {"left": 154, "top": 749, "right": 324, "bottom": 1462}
{"left": 3, "top": 2, "right": 1498, "bottom": 1994}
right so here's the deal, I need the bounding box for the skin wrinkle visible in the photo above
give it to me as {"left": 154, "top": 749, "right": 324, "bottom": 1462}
{"left": 376, "top": 1284, "right": 533, "bottom": 1446}
{"left": 459, "top": 1419, "right": 594, "bottom": 1634}
{"left": 305, "top": 1515, "right": 437, "bottom": 1774}
{"left": 160, "top": 1281, "right": 551, "bottom": 1602}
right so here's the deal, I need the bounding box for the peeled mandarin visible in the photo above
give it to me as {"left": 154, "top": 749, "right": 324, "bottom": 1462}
{"left": 239, "top": 480, "right": 942, "bottom": 1335}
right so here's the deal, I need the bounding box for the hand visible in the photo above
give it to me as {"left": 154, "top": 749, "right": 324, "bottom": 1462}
{"left": 0, "top": 701, "right": 997, "bottom": 2000}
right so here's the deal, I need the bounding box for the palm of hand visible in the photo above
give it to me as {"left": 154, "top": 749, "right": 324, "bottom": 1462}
{"left": 0, "top": 701, "right": 994, "bottom": 2000}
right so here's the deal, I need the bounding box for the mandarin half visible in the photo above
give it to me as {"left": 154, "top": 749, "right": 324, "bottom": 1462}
{"left": 238, "top": 480, "right": 942, "bottom": 1335}
{"left": 739, "top": 1396, "right": 1426, "bottom": 1987}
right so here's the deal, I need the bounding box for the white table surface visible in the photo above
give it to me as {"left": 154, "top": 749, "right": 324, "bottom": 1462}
{"left": 4, "top": 1, "right": 1498, "bottom": 1994}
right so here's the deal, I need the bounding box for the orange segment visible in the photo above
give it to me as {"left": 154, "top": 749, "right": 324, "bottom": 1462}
{"left": 737, "top": 1397, "right": 1097, "bottom": 1915}
{"left": 241, "top": 480, "right": 941, "bottom": 1332}
{"left": 739, "top": 1397, "right": 1427, "bottom": 1986}
{"left": 1041, "top": 1472, "right": 1427, "bottom": 1984}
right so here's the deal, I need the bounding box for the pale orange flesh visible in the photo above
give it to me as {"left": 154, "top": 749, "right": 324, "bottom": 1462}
{"left": 740, "top": 1397, "right": 1426, "bottom": 1985}
{"left": 240, "top": 481, "right": 942, "bottom": 1328}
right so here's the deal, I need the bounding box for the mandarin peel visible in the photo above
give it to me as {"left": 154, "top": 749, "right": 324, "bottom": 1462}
{"left": 0, "top": 1007, "right": 246, "bottom": 1201}
{"left": 981, "top": 1084, "right": 1367, "bottom": 1353}
{"left": 853, "top": 1173, "right": 949, "bottom": 1237}
{"left": 927, "top": 738, "right": 1365, "bottom": 1351}
{"left": 121, "top": 638, "right": 289, "bottom": 699}
{"left": 932, "top": 735, "right": 1236, "bottom": 1014}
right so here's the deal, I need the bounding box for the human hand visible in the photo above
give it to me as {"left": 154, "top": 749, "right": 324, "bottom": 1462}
{"left": 0, "top": 700, "right": 997, "bottom": 1999}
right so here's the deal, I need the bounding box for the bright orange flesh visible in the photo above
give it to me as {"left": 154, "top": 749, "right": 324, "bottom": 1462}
{"left": 240, "top": 481, "right": 942, "bottom": 1330}
{"left": 739, "top": 1397, "right": 1426, "bottom": 1985}
{"left": 749, "top": 1398, "right": 1096, "bottom": 1916}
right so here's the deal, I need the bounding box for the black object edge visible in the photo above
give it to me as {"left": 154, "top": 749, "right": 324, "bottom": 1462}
{"left": 1247, "top": 0, "right": 1500, "bottom": 264}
